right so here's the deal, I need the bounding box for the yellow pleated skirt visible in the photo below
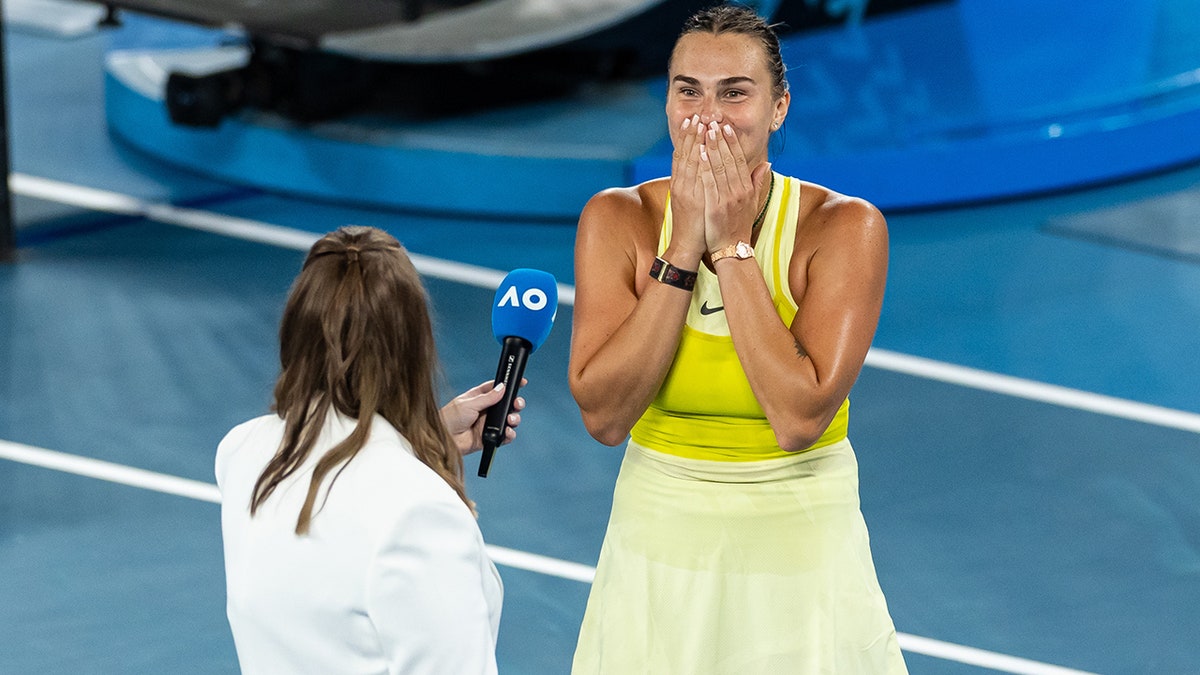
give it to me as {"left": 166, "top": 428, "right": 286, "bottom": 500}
{"left": 572, "top": 438, "right": 908, "bottom": 675}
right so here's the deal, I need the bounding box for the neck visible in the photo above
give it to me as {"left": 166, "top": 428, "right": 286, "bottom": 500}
{"left": 751, "top": 172, "right": 776, "bottom": 233}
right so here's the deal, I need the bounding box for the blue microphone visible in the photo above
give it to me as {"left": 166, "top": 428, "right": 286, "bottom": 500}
{"left": 479, "top": 268, "right": 558, "bottom": 477}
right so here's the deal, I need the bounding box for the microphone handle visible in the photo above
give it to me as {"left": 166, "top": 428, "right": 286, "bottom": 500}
{"left": 478, "top": 335, "right": 532, "bottom": 477}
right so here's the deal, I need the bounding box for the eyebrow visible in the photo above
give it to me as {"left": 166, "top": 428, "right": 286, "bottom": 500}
{"left": 671, "top": 75, "right": 757, "bottom": 88}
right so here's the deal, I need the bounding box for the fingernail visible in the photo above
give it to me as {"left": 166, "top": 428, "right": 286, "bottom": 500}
{"left": 724, "top": 124, "right": 733, "bottom": 136}
{"left": 682, "top": 116, "right": 691, "bottom": 130}
{"left": 700, "top": 145, "right": 708, "bottom": 161}
{"left": 708, "top": 127, "right": 716, "bottom": 140}
{"left": 494, "top": 382, "right": 505, "bottom": 392}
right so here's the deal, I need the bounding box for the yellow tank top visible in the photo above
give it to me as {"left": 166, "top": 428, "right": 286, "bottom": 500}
{"left": 630, "top": 173, "right": 850, "bottom": 461}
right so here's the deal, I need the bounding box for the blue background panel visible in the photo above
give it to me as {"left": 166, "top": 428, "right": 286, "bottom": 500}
{"left": 103, "top": 0, "right": 1200, "bottom": 216}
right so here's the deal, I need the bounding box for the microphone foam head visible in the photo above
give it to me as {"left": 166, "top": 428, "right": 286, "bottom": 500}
{"left": 491, "top": 268, "right": 558, "bottom": 351}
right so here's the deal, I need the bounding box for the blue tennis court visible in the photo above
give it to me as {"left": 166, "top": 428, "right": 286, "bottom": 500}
{"left": 3, "top": 2, "right": 1200, "bottom": 674}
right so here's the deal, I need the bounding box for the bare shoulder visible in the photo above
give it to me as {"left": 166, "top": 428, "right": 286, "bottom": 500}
{"left": 797, "top": 181, "right": 887, "bottom": 247}
{"left": 576, "top": 178, "right": 669, "bottom": 260}
{"left": 789, "top": 181, "right": 888, "bottom": 299}
{"left": 580, "top": 179, "right": 668, "bottom": 229}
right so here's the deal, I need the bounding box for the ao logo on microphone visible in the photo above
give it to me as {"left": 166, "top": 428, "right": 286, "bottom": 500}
{"left": 497, "top": 285, "right": 550, "bottom": 311}
{"left": 491, "top": 269, "right": 558, "bottom": 354}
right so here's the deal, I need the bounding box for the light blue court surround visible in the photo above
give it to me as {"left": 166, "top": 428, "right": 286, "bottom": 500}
{"left": 1043, "top": 184, "right": 1200, "bottom": 263}
{"left": 103, "top": 0, "right": 1200, "bottom": 217}
{"left": 6, "top": 5, "right": 1200, "bottom": 674}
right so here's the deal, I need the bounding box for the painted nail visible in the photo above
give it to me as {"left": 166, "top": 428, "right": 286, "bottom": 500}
{"left": 708, "top": 127, "right": 716, "bottom": 140}
{"left": 724, "top": 124, "right": 733, "bottom": 136}
{"left": 682, "top": 116, "right": 691, "bottom": 130}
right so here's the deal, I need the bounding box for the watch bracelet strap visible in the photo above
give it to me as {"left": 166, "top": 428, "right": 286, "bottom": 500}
{"left": 649, "top": 256, "right": 697, "bottom": 291}
{"left": 710, "top": 240, "right": 754, "bottom": 263}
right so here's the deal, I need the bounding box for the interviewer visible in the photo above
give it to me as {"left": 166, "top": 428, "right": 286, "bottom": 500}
{"left": 216, "top": 226, "right": 522, "bottom": 674}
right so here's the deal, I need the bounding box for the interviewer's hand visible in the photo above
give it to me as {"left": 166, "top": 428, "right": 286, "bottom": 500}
{"left": 441, "top": 379, "right": 526, "bottom": 455}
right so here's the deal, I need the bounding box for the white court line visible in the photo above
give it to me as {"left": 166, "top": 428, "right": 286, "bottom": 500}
{"left": 897, "top": 634, "right": 1100, "bottom": 675}
{"left": 0, "top": 439, "right": 222, "bottom": 503}
{"left": 0, "top": 438, "right": 596, "bottom": 580}
{"left": 866, "top": 349, "right": 1200, "bottom": 435}
{"left": 9, "top": 173, "right": 579, "bottom": 305}
{"left": 9, "top": 173, "right": 1131, "bottom": 674}
{"left": 486, "top": 545, "right": 596, "bottom": 584}
{"left": 0, "top": 438, "right": 1099, "bottom": 675}
{"left": 13, "top": 171, "right": 1193, "bottom": 434}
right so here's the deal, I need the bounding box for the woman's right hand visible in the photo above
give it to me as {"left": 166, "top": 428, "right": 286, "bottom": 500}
{"left": 667, "top": 114, "right": 708, "bottom": 263}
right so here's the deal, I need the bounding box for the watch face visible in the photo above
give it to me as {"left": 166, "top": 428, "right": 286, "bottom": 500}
{"left": 735, "top": 242, "right": 754, "bottom": 258}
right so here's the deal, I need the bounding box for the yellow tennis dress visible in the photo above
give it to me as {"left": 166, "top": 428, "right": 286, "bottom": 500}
{"left": 572, "top": 173, "right": 908, "bottom": 674}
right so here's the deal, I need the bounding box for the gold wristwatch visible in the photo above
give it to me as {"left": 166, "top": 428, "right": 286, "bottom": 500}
{"left": 710, "top": 240, "right": 755, "bottom": 264}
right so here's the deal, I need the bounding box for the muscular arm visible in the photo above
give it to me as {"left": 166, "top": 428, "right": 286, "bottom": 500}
{"left": 567, "top": 188, "right": 700, "bottom": 446}
{"left": 714, "top": 196, "right": 888, "bottom": 451}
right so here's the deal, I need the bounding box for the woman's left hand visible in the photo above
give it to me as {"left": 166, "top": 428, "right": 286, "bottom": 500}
{"left": 699, "top": 121, "right": 771, "bottom": 251}
{"left": 441, "top": 379, "right": 526, "bottom": 455}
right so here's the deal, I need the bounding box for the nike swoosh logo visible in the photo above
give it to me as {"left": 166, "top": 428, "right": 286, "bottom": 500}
{"left": 699, "top": 301, "right": 724, "bottom": 316}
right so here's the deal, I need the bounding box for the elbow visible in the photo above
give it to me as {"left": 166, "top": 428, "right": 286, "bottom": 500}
{"left": 766, "top": 389, "right": 847, "bottom": 453}
{"left": 771, "top": 417, "right": 828, "bottom": 454}
{"left": 579, "top": 410, "right": 632, "bottom": 447}
{"left": 569, "top": 370, "right": 632, "bottom": 447}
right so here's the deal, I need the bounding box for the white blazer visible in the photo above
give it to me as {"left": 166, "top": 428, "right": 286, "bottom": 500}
{"left": 216, "top": 410, "right": 502, "bottom": 675}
